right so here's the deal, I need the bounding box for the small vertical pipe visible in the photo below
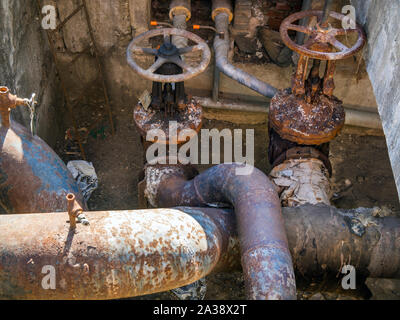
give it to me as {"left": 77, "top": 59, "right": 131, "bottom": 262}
{"left": 321, "top": 0, "right": 333, "bottom": 26}
{"left": 296, "top": 0, "right": 312, "bottom": 45}
{"left": 212, "top": 65, "right": 220, "bottom": 101}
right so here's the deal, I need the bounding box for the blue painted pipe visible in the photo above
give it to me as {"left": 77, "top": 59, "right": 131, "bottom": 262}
{"left": 0, "top": 118, "right": 85, "bottom": 214}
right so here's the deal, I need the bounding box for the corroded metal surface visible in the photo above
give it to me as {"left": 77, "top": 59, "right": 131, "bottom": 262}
{"left": 269, "top": 88, "right": 345, "bottom": 145}
{"left": 0, "top": 119, "right": 84, "bottom": 214}
{"left": 144, "top": 158, "right": 198, "bottom": 207}
{"left": 154, "top": 163, "right": 297, "bottom": 300}
{"left": 1, "top": 205, "right": 400, "bottom": 299}
{"left": 127, "top": 28, "right": 211, "bottom": 83}
{"left": 0, "top": 207, "right": 233, "bottom": 300}
{"left": 271, "top": 146, "right": 332, "bottom": 177}
{"left": 134, "top": 97, "right": 203, "bottom": 144}
{"left": 0, "top": 87, "right": 27, "bottom": 128}
{"left": 280, "top": 10, "right": 366, "bottom": 60}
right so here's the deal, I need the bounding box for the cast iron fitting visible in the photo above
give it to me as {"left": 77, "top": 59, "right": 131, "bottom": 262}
{"left": 0, "top": 87, "right": 28, "bottom": 128}
{"left": 213, "top": 13, "right": 278, "bottom": 98}
{"left": 155, "top": 163, "right": 297, "bottom": 300}
{"left": 212, "top": 0, "right": 233, "bottom": 22}
{"left": 67, "top": 194, "right": 84, "bottom": 229}
{"left": 169, "top": 0, "right": 191, "bottom": 21}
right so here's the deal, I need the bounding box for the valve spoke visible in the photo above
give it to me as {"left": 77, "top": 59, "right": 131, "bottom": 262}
{"left": 303, "top": 37, "right": 317, "bottom": 49}
{"left": 148, "top": 57, "right": 166, "bottom": 73}
{"left": 178, "top": 45, "right": 203, "bottom": 55}
{"left": 131, "top": 46, "right": 158, "bottom": 55}
{"left": 163, "top": 30, "right": 171, "bottom": 44}
{"left": 329, "top": 37, "right": 349, "bottom": 52}
{"left": 334, "top": 28, "right": 358, "bottom": 36}
{"left": 169, "top": 56, "right": 192, "bottom": 72}
{"left": 287, "top": 24, "right": 313, "bottom": 34}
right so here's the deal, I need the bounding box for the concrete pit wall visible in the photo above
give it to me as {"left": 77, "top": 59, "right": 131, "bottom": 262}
{"left": 351, "top": 0, "right": 400, "bottom": 200}
{"left": 0, "top": 0, "right": 63, "bottom": 147}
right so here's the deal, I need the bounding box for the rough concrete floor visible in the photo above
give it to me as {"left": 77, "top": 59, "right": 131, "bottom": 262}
{"left": 57, "top": 91, "right": 400, "bottom": 300}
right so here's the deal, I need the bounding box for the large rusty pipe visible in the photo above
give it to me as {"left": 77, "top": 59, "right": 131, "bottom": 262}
{"left": 212, "top": 6, "right": 278, "bottom": 98}
{"left": 1, "top": 204, "right": 400, "bottom": 299}
{"left": 0, "top": 207, "right": 238, "bottom": 300}
{"left": 153, "top": 163, "right": 297, "bottom": 300}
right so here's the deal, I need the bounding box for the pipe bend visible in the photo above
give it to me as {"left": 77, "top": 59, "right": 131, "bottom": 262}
{"left": 213, "top": 13, "right": 278, "bottom": 98}
{"left": 0, "top": 120, "right": 85, "bottom": 214}
{"left": 156, "top": 163, "right": 297, "bottom": 299}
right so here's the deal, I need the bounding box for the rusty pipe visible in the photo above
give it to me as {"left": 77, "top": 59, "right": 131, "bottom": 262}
{"left": 0, "top": 207, "right": 238, "bottom": 300}
{"left": 212, "top": 5, "right": 278, "bottom": 98}
{"left": 1, "top": 204, "right": 400, "bottom": 299}
{"left": 170, "top": 0, "right": 191, "bottom": 49}
{"left": 0, "top": 86, "right": 28, "bottom": 128}
{"left": 0, "top": 106, "right": 85, "bottom": 214}
{"left": 152, "top": 163, "right": 297, "bottom": 300}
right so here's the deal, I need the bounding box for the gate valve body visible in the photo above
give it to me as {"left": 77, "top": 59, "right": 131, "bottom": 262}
{"left": 127, "top": 28, "right": 211, "bottom": 146}
{"left": 269, "top": 10, "right": 366, "bottom": 147}
{"left": 267, "top": 9, "right": 366, "bottom": 175}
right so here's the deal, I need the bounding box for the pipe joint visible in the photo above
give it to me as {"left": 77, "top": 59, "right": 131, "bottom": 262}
{"left": 212, "top": 0, "right": 233, "bottom": 22}
{"left": 169, "top": 0, "right": 191, "bottom": 21}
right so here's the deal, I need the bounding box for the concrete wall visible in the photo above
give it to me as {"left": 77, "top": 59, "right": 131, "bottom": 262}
{"left": 352, "top": 0, "right": 400, "bottom": 199}
{"left": 44, "top": 0, "right": 379, "bottom": 111}
{"left": 0, "top": 0, "right": 63, "bottom": 147}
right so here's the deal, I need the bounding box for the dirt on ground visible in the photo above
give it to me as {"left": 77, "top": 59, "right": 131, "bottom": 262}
{"left": 56, "top": 88, "right": 400, "bottom": 300}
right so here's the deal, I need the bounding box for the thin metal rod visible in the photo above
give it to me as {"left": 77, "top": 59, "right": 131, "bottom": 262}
{"left": 81, "top": 0, "right": 115, "bottom": 135}
{"left": 36, "top": 0, "right": 87, "bottom": 160}
{"left": 54, "top": 4, "right": 84, "bottom": 32}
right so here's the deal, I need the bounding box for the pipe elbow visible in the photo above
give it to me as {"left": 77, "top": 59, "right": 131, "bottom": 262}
{"left": 155, "top": 163, "right": 297, "bottom": 299}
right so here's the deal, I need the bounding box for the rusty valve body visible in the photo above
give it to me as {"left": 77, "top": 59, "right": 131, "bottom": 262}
{"left": 268, "top": 9, "right": 366, "bottom": 169}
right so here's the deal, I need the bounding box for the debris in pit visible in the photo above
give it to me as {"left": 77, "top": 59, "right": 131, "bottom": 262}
{"left": 67, "top": 160, "right": 99, "bottom": 203}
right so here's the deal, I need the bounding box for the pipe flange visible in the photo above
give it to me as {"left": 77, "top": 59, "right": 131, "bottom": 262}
{"left": 169, "top": 6, "right": 191, "bottom": 22}
{"left": 134, "top": 97, "right": 203, "bottom": 145}
{"left": 212, "top": 7, "right": 233, "bottom": 23}
{"left": 269, "top": 88, "right": 345, "bottom": 145}
{"left": 144, "top": 157, "right": 198, "bottom": 207}
{"left": 272, "top": 146, "right": 332, "bottom": 177}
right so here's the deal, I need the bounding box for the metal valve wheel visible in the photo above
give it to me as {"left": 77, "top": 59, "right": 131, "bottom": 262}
{"left": 280, "top": 10, "right": 366, "bottom": 60}
{"left": 127, "top": 28, "right": 211, "bottom": 83}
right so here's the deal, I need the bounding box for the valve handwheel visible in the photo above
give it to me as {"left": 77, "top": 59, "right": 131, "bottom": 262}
{"left": 127, "top": 28, "right": 211, "bottom": 82}
{"left": 280, "top": 10, "right": 366, "bottom": 60}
